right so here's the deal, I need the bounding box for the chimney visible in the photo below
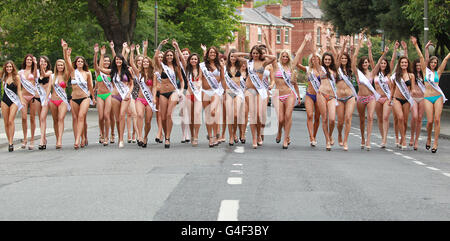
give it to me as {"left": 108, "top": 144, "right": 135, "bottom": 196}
{"left": 265, "top": 4, "right": 282, "bottom": 18}
{"left": 243, "top": 0, "right": 253, "bottom": 8}
{"left": 290, "top": 0, "right": 303, "bottom": 18}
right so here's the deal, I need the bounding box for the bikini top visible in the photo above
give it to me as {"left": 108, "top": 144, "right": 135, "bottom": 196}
{"left": 425, "top": 70, "right": 439, "bottom": 83}
{"left": 5, "top": 82, "right": 18, "bottom": 93}
{"left": 20, "top": 71, "right": 34, "bottom": 81}
{"left": 227, "top": 70, "right": 241, "bottom": 78}
{"left": 96, "top": 75, "right": 111, "bottom": 83}
{"left": 275, "top": 70, "right": 291, "bottom": 78}
{"left": 38, "top": 76, "right": 49, "bottom": 85}
{"left": 254, "top": 66, "right": 265, "bottom": 74}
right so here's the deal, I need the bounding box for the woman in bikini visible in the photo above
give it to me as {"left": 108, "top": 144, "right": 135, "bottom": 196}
{"left": 371, "top": 45, "right": 393, "bottom": 149}
{"left": 130, "top": 44, "right": 156, "bottom": 148}
{"left": 93, "top": 44, "right": 113, "bottom": 146}
{"left": 201, "top": 46, "right": 225, "bottom": 147}
{"left": 412, "top": 36, "right": 450, "bottom": 153}
{"left": 98, "top": 47, "right": 134, "bottom": 148}
{"left": 352, "top": 33, "right": 379, "bottom": 150}
{"left": 224, "top": 49, "right": 246, "bottom": 146}
{"left": 154, "top": 39, "right": 184, "bottom": 148}
{"left": 108, "top": 41, "right": 117, "bottom": 144}
{"left": 1, "top": 61, "right": 24, "bottom": 152}
{"left": 61, "top": 39, "right": 96, "bottom": 149}
{"left": 391, "top": 56, "right": 415, "bottom": 150}
{"left": 36, "top": 56, "right": 53, "bottom": 150}
{"left": 410, "top": 57, "right": 426, "bottom": 150}
{"left": 184, "top": 53, "right": 203, "bottom": 147}
{"left": 271, "top": 49, "right": 300, "bottom": 149}
{"left": 19, "top": 54, "right": 38, "bottom": 150}
{"left": 49, "top": 59, "right": 70, "bottom": 149}
{"left": 330, "top": 36, "right": 357, "bottom": 151}
{"left": 232, "top": 46, "right": 276, "bottom": 149}
{"left": 154, "top": 51, "right": 165, "bottom": 144}
{"left": 179, "top": 47, "right": 192, "bottom": 144}
{"left": 293, "top": 33, "right": 320, "bottom": 147}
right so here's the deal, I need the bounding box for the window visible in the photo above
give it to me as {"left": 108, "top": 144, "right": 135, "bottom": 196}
{"left": 284, "top": 29, "right": 289, "bottom": 44}
{"left": 246, "top": 26, "right": 250, "bottom": 41}
{"left": 258, "top": 27, "right": 262, "bottom": 42}
{"left": 276, "top": 28, "right": 281, "bottom": 44}
{"left": 317, "top": 27, "right": 321, "bottom": 46}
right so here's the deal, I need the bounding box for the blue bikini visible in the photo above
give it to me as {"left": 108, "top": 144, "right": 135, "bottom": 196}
{"left": 424, "top": 70, "right": 442, "bottom": 104}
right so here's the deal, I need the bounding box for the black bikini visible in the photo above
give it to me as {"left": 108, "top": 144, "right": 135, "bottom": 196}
{"left": 2, "top": 82, "right": 18, "bottom": 107}
{"left": 71, "top": 97, "right": 88, "bottom": 106}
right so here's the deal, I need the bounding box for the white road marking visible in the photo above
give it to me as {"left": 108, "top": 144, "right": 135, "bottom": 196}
{"left": 234, "top": 146, "right": 245, "bottom": 154}
{"left": 227, "top": 177, "right": 242, "bottom": 185}
{"left": 393, "top": 152, "right": 403, "bottom": 156}
{"left": 218, "top": 200, "right": 239, "bottom": 221}
{"left": 232, "top": 164, "right": 243, "bottom": 167}
{"left": 413, "top": 161, "right": 426, "bottom": 166}
{"left": 386, "top": 149, "right": 393, "bottom": 152}
{"left": 387, "top": 136, "right": 394, "bottom": 139}
{"left": 230, "top": 170, "right": 243, "bottom": 174}
{"left": 402, "top": 156, "right": 415, "bottom": 160}
{"left": 443, "top": 173, "right": 450, "bottom": 178}
{"left": 426, "top": 167, "right": 440, "bottom": 171}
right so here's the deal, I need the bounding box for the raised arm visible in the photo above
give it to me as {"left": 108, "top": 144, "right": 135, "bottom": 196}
{"left": 109, "top": 41, "right": 117, "bottom": 59}
{"left": 401, "top": 40, "right": 408, "bottom": 58}
{"left": 136, "top": 44, "right": 141, "bottom": 56}
{"left": 410, "top": 36, "right": 426, "bottom": 74}
{"left": 390, "top": 41, "right": 399, "bottom": 73}
{"left": 327, "top": 34, "right": 338, "bottom": 60}
{"left": 143, "top": 40, "right": 148, "bottom": 57}
{"left": 129, "top": 44, "right": 140, "bottom": 75}
{"left": 262, "top": 31, "right": 274, "bottom": 55}
{"left": 61, "top": 39, "right": 74, "bottom": 75}
{"left": 372, "top": 46, "right": 389, "bottom": 76}
{"left": 351, "top": 33, "right": 363, "bottom": 75}
{"left": 231, "top": 52, "right": 249, "bottom": 64}
{"left": 293, "top": 33, "right": 312, "bottom": 72}
{"left": 123, "top": 42, "right": 130, "bottom": 61}
{"left": 437, "top": 52, "right": 450, "bottom": 77}
{"left": 98, "top": 46, "right": 112, "bottom": 75}
{"left": 262, "top": 54, "right": 277, "bottom": 67}
{"left": 425, "top": 40, "right": 432, "bottom": 63}
{"left": 201, "top": 44, "right": 207, "bottom": 59}
{"left": 93, "top": 43, "right": 100, "bottom": 75}
{"left": 154, "top": 39, "right": 169, "bottom": 70}
{"left": 172, "top": 39, "right": 186, "bottom": 69}
{"left": 367, "top": 37, "right": 375, "bottom": 69}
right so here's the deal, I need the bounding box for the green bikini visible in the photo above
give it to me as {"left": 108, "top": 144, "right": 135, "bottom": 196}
{"left": 96, "top": 75, "right": 112, "bottom": 101}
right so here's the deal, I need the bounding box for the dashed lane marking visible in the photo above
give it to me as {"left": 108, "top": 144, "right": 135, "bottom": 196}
{"left": 218, "top": 200, "right": 239, "bottom": 221}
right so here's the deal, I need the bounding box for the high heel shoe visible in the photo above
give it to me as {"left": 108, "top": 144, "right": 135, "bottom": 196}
{"left": 431, "top": 148, "right": 437, "bottom": 153}
{"left": 192, "top": 139, "right": 198, "bottom": 147}
{"left": 164, "top": 138, "right": 170, "bottom": 149}
{"left": 142, "top": 138, "right": 148, "bottom": 148}
{"left": 8, "top": 144, "right": 14, "bottom": 152}
{"left": 425, "top": 144, "right": 431, "bottom": 150}
{"left": 276, "top": 138, "right": 281, "bottom": 143}
{"left": 366, "top": 146, "right": 371, "bottom": 151}
{"left": 240, "top": 138, "right": 246, "bottom": 144}
{"left": 119, "top": 141, "right": 124, "bottom": 148}
{"left": 138, "top": 140, "right": 143, "bottom": 147}
{"left": 110, "top": 134, "right": 115, "bottom": 144}
{"left": 155, "top": 138, "right": 161, "bottom": 143}
{"left": 401, "top": 145, "right": 407, "bottom": 151}
{"left": 74, "top": 143, "right": 80, "bottom": 150}
{"left": 282, "top": 145, "right": 288, "bottom": 149}
{"left": 252, "top": 144, "right": 257, "bottom": 149}
{"left": 343, "top": 144, "right": 348, "bottom": 151}
{"left": 103, "top": 138, "right": 109, "bottom": 146}
{"left": 56, "top": 145, "right": 62, "bottom": 149}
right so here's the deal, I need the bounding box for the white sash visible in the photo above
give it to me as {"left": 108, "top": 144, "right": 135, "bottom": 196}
{"left": 338, "top": 68, "right": 358, "bottom": 98}
{"left": 357, "top": 69, "right": 380, "bottom": 100}
{"left": 52, "top": 74, "right": 71, "bottom": 111}
{"left": 321, "top": 66, "right": 338, "bottom": 98}
{"left": 247, "top": 60, "right": 267, "bottom": 100}
{"left": 224, "top": 66, "right": 245, "bottom": 100}
{"left": 375, "top": 72, "right": 391, "bottom": 100}
{"left": 395, "top": 77, "right": 415, "bottom": 108}
{"left": 199, "top": 62, "right": 224, "bottom": 96}
{"left": 112, "top": 73, "right": 130, "bottom": 100}
{"left": 155, "top": 72, "right": 162, "bottom": 83}
{"left": 240, "top": 76, "right": 246, "bottom": 90}
{"left": 137, "top": 75, "right": 157, "bottom": 112}
{"left": 278, "top": 63, "right": 298, "bottom": 105}
{"left": 425, "top": 68, "right": 447, "bottom": 103}
{"left": 306, "top": 67, "right": 321, "bottom": 93}
{"left": 35, "top": 71, "right": 48, "bottom": 106}
{"left": 161, "top": 63, "right": 180, "bottom": 94}
{"left": 19, "top": 71, "right": 36, "bottom": 96}
{"left": 99, "top": 73, "right": 114, "bottom": 92}
{"left": 188, "top": 72, "right": 202, "bottom": 101}
{"left": 416, "top": 77, "right": 426, "bottom": 94}
{"left": 73, "top": 69, "right": 93, "bottom": 105}
{"left": 3, "top": 81, "right": 23, "bottom": 111}
{"left": 262, "top": 70, "right": 270, "bottom": 89}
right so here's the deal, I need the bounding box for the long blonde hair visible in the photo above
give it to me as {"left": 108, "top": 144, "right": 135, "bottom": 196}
{"left": 53, "top": 59, "right": 68, "bottom": 83}
{"left": 278, "top": 49, "right": 294, "bottom": 73}
{"left": 307, "top": 53, "right": 322, "bottom": 76}
{"left": 1, "top": 60, "right": 20, "bottom": 84}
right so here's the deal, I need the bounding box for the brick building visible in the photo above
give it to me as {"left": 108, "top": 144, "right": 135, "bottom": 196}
{"left": 232, "top": 0, "right": 354, "bottom": 60}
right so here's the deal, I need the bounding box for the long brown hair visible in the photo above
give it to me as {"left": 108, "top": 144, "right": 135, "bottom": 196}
{"left": 339, "top": 52, "right": 352, "bottom": 81}
{"left": 38, "top": 56, "right": 52, "bottom": 74}
{"left": 205, "top": 46, "right": 220, "bottom": 72}
{"left": 21, "top": 54, "right": 35, "bottom": 71}
{"left": 140, "top": 56, "right": 154, "bottom": 82}
{"left": 1, "top": 60, "right": 20, "bottom": 84}
{"left": 395, "top": 56, "right": 411, "bottom": 84}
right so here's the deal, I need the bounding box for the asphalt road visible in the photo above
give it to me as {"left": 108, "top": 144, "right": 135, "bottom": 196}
{"left": 0, "top": 108, "right": 449, "bottom": 221}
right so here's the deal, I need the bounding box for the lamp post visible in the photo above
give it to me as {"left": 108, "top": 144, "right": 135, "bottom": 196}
{"left": 424, "top": 0, "right": 428, "bottom": 45}
{"left": 155, "top": 0, "right": 158, "bottom": 49}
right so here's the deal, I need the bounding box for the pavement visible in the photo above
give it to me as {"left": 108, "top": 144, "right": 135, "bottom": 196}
{"left": 0, "top": 106, "right": 449, "bottom": 221}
